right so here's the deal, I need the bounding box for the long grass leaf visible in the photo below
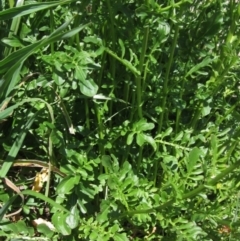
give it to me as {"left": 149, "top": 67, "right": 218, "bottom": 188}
{"left": 0, "top": 23, "right": 89, "bottom": 99}
{"left": 0, "top": 0, "right": 75, "bottom": 20}
{"left": 3, "top": 0, "right": 25, "bottom": 57}
{"left": 21, "top": 190, "right": 69, "bottom": 213}
{"left": 0, "top": 111, "right": 39, "bottom": 178}
{"left": 0, "top": 97, "right": 54, "bottom": 177}
{"left": 0, "top": 195, "right": 18, "bottom": 221}
{"left": 0, "top": 97, "right": 54, "bottom": 120}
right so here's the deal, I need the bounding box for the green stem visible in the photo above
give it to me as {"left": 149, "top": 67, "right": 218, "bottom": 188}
{"left": 133, "top": 25, "right": 150, "bottom": 171}
{"left": 122, "top": 158, "right": 240, "bottom": 217}
{"left": 104, "top": 48, "right": 140, "bottom": 77}
{"left": 175, "top": 59, "right": 189, "bottom": 133}
{"left": 50, "top": 9, "right": 55, "bottom": 53}
{"left": 152, "top": 20, "right": 179, "bottom": 185}
{"left": 94, "top": 103, "right": 105, "bottom": 173}
{"left": 122, "top": 145, "right": 130, "bottom": 164}
{"left": 157, "top": 23, "right": 179, "bottom": 134}
{"left": 137, "top": 147, "right": 143, "bottom": 172}
{"left": 189, "top": 102, "right": 202, "bottom": 130}
{"left": 85, "top": 99, "right": 90, "bottom": 129}
{"left": 157, "top": 0, "right": 190, "bottom": 13}
{"left": 135, "top": 27, "right": 149, "bottom": 119}
{"left": 123, "top": 80, "right": 130, "bottom": 104}
{"left": 106, "top": 0, "right": 116, "bottom": 127}
{"left": 129, "top": 92, "right": 136, "bottom": 122}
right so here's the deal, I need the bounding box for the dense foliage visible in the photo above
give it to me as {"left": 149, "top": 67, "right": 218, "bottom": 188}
{"left": 0, "top": 0, "right": 240, "bottom": 240}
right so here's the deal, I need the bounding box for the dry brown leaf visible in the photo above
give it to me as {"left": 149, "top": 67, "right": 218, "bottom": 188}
{"left": 32, "top": 168, "right": 49, "bottom": 192}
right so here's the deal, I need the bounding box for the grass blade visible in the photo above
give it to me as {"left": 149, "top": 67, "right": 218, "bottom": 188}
{"left": 0, "top": 0, "right": 75, "bottom": 20}
{"left": 21, "top": 190, "right": 69, "bottom": 213}
{"left": 0, "top": 22, "right": 89, "bottom": 99}
{"left": 0, "top": 195, "right": 18, "bottom": 221}
{"left": 0, "top": 111, "right": 39, "bottom": 178}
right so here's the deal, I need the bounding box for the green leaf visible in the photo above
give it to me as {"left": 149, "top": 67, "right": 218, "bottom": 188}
{"left": 118, "top": 39, "right": 125, "bottom": 58}
{"left": 83, "top": 36, "right": 103, "bottom": 45}
{"left": 37, "top": 223, "right": 54, "bottom": 238}
{"left": 127, "top": 132, "right": 135, "bottom": 145}
{"left": 66, "top": 205, "right": 79, "bottom": 229}
{"left": 173, "top": 131, "right": 184, "bottom": 142}
{"left": 97, "top": 201, "right": 110, "bottom": 224}
{"left": 155, "top": 127, "right": 173, "bottom": 139}
{"left": 104, "top": 48, "right": 140, "bottom": 76}
{"left": 187, "top": 147, "right": 201, "bottom": 174}
{"left": 163, "top": 155, "right": 178, "bottom": 172}
{"left": 56, "top": 175, "right": 80, "bottom": 195}
{"left": 200, "top": 12, "right": 223, "bottom": 38}
{"left": 136, "top": 133, "right": 145, "bottom": 146}
{"left": 15, "top": 220, "right": 29, "bottom": 234}
{"left": 0, "top": 100, "right": 21, "bottom": 120}
{"left": 74, "top": 66, "right": 98, "bottom": 97}
{"left": 53, "top": 73, "right": 65, "bottom": 85}
{"left": 0, "top": 63, "right": 22, "bottom": 100}
{"left": 79, "top": 183, "right": 96, "bottom": 198}
{"left": 122, "top": 162, "right": 132, "bottom": 174}
{"left": 114, "top": 233, "right": 129, "bottom": 241}
{"left": 0, "top": 230, "right": 7, "bottom": 238}
{"left": 142, "top": 134, "right": 157, "bottom": 151}
{"left": 52, "top": 212, "right": 71, "bottom": 235}
{"left": 78, "top": 77, "right": 98, "bottom": 97}
{"left": 185, "top": 56, "right": 216, "bottom": 78}
{"left": 156, "top": 22, "right": 170, "bottom": 43}
{"left": 0, "top": 220, "right": 17, "bottom": 233}
{"left": 101, "top": 155, "right": 112, "bottom": 171}
{"left": 201, "top": 105, "right": 211, "bottom": 117}
{"left": 110, "top": 223, "right": 119, "bottom": 234}
{"left": 89, "top": 230, "right": 98, "bottom": 240}
{"left": 135, "top": 119, "right": 155, "bottom": 131}
{"left": 78, "top": 199, "right": 87, "bottom": 214}
{"left": 1, "top": 37, "right": 24, "bottom": 47}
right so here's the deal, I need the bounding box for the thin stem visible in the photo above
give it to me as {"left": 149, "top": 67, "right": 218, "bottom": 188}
{"left": 175, "top": 62, "right": 189, "bottom": 132}
{"left": 135, "top": 27, "right": 149, "bottom": 119}
{"left": 94, "top": 103, "right": 105, "bottom": 173}
{"left": 133, "top": 25, "right": 150, "bottom": 171}
{"left": 152, "top": 19, "right": 179, "bottom": 185}
{"left": 50, "top": 9, "right": 55, "bottom": 54}
{"left": 137, "top": 147, "right": 143, "bottom": 172}
{"left": 105, "top": 48, "right": 140, "bottom": 77}
{"left": 106, "top": 0, "right": 116, "bottom": 127}
{"left": 157, "top": 0, "right": 191, "bottom": 13}
{"left": 122, "top": 157, "right": 240, "bottom": 217}
{"left": 157, "top": 23, "right": 179, "bottom": 134}
{"left": 85, "top": 99, "right": 90, "bottom": 129}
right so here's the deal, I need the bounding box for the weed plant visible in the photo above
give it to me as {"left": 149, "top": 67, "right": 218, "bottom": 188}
{"left": 0, "top": 0, "right": 240, "bottom": 240}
